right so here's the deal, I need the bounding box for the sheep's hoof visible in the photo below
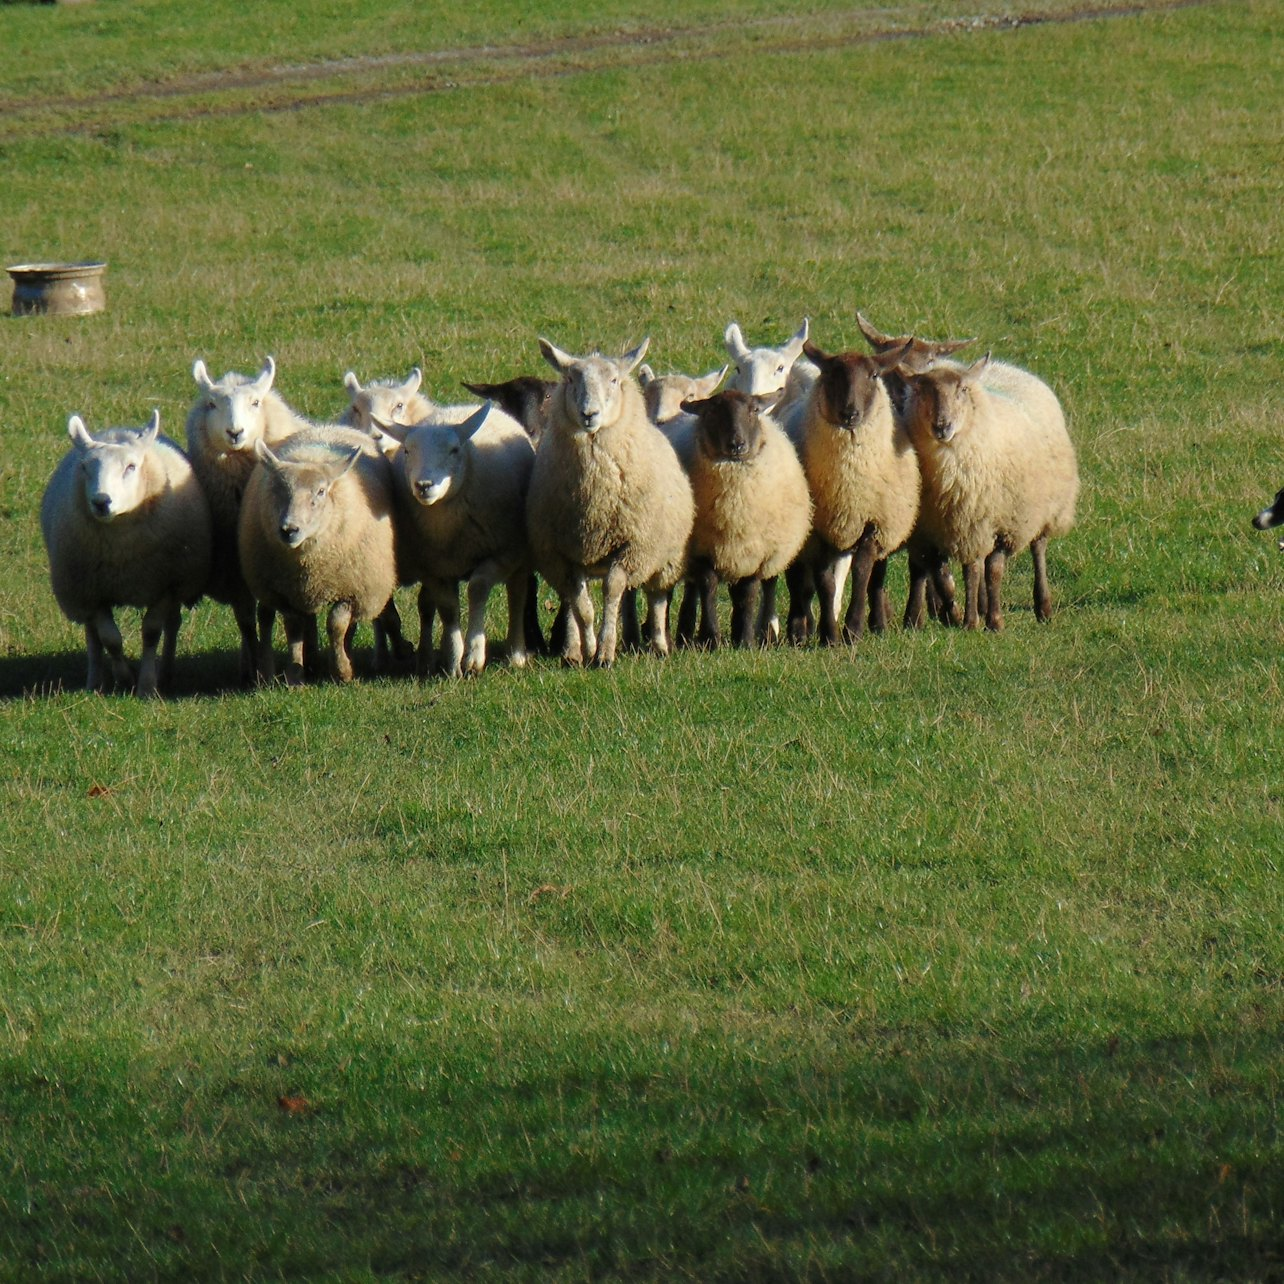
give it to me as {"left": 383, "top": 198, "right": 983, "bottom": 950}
{"left": 508, "top": 650, "right": 528, "bottom": 669}
{"left": 285, "top": 664, "right": 306, "bottom": 687}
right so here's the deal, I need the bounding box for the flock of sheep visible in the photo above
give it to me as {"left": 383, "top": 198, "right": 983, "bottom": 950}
{"left": 38, "top": 314, "right": 1081, "bottom": 696}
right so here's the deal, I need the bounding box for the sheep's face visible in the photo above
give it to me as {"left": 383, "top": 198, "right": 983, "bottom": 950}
{"left": 809, "top": 347, "right": 886, "bottom": 434}
{"left": 724, "top": 320, "right": 808, "bottom": 398}
{"left": 345, "top": 368, "right": 424, "bottom": 452}
{"left": 255, "top": 445, "right": 359, "bottom": 550}
{"left": 856, "top": 313, "right": 975, "bottom": 375}
{"left": 640, "top": 365, "right": 729, "bottom": 426}
{"left": 539, "top": 338, "right": 650, "bottom": 436}
{"left": 69, "top": 413, "right": 160, "bottom": 522}
{"left": 461, "top": 377, "right": 554, "bottom": 442}
{"left": 905, "top": 369, "right": 972, "bottom": 445}
{"left": 403, "top": 424, "right": 468, "bottom": 507}
{"left": 683, "top": 391, "right": 765, "bottom": 464}
{"left": 193, "top": 356, "right": 275, "bottom": 453}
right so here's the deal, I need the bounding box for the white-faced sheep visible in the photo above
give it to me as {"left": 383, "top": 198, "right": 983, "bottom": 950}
{"left": 41, "top": 411, "right": 212, "bottom": 697}
{"left": 185, "top": 355, "right": 311, "bottom": 681}
{"left": 340, "top": 367, "right": 437, "bottom": 454}
{"left": 527, "top": 337, "right": 695, "bottom": 667}
{"left": 238, "top": 435, "right": 398, "bottom": 684}
{"left": 780, "top": 338, "right": 919, "bottom": 645}
{"left": 669, "top": 390, "right": 811, "bottom": 649}
{"left": 724, "top": 318, "right": 815, "bottom": 408}
{"left": 384, "top": 401, "right": 535, "bottom": 678}
{"left": 896, "top": 354, "right": 1078, "bottom": 630}
{"left": 638, "top": 362, "right": 728, "bottom": 428}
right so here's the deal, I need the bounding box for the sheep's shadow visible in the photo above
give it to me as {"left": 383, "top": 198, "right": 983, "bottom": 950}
{"left": 0, "top": 648, "right": 248, "bottom": 702}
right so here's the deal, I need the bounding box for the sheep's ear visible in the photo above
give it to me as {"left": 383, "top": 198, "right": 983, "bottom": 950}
{"left": 751, "top": 390, "right": 784, "bottom": 416}
{"left": 255, "top": 355, "right": 276, "bottom": 393}
{"left": 724, "top": 322, "right": 749, "bottom": 361}
{"left": 253, "top": 439, "right": 282, "bottom": 468}
{"left": 784, "top": 318, "right": 809, "bottom": 362}
{"left": 141, "top": 409, "right": 161, "bottom": 445}
{"left": 696, "top": 364, "right": 731, "bottom": 396}
{"left": 875, "top": 338, "right": 915, "bottom": 374}
{"left": 637, "top": 364, "right": 656, "bottom": 388}
{"left": 679, "top": 396, "right": 710, "bottom": 416}
{"left": 963, "top": 353, "right": 993, "bottom": 385}
{"left": 68, "top": 414, "right": 94, "bottom": 449}
{"left": 802, "top": 339, "right": 827, "bottom": 366}
{"left": 538, "top": 337, "right": 575, "bottom": 375}
{"left": 368, "top": 412, "right": 410, "bottom": 445}
{"left": 619, "top": 337, "right": 650, "bottom": 375}
{"left": 343, "top": 371, "right": 362, "bottom": 398}
{"left": 457, "top": 401, "right": 491, "bottom": 442}
{"left": 192, "top": 359, "right": 213, "bottom": 390}
{"left": 932, "top": 335, "right": 977, "bottom": 359}
{"left": 856, "top": 312, "right": 894, "bottom": 348}
{"left": 334, "top": 446, "right": 363, "bottom": 481}
{"left": 404, "top": 367, "right": 423, "bottom": 395}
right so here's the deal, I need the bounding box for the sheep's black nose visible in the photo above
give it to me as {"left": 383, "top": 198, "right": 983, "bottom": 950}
{"left": 279, "top": 523, "right": 299, "bottom": 542}
{"left": 227, "top": 428, "right": 244, "bottom": 445}
{"left": 91, "top": 496, "right": 112, "bottom": 517}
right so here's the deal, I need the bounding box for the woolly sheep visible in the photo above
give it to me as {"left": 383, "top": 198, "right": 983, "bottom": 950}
{"left": 725, "top": 318, "right": 815, "bottom": 409}
{"left": 527, "top": 337, "right": 695, "bottom": 667}
{"left": 638, "top": 362, "right": 728, "bottom": 428}
{"left": 896, "top": 354, "right": 1078, "bottom": 631}
{"left": 669, "top": 390, "right": 811, "bottom": 649}
{"left": 238, "top": 435, "right": 398, "bottom": 684}
{"left": 780, "top": 338, "right": 919, "bottom": 645}
{"left": 185, "top": 355, "right": 310, "bottom": 682}
{"left": 340, "top": 367, "right": 437, "bottom": 455}
{"left": 41, "top": 411, "right": 212, "bottom": 697}
{"left": 386, "top": 401, "right": 535, "bottom": 678}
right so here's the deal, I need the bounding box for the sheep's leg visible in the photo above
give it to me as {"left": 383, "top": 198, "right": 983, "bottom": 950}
{"left": 503, "top": 568, "right": 530, "bottom": 670}
{"left": 92, "top": 608, "right": 133, "bottom": 692}
{"left": 961, "top": 561, "right": 983, "bottom": 630}
{"left": 83, "top": 623, "right": 105, "bottom": 693}
{"left": 281, "top": 611, "right": 308, "bottom": 686}
{"left": 786, "top": 558, "right": 815, "bottom": 644}
{"left": 431, "top": 578, "right": 465, "bottom": 678}
{"left": 984, "top": 548, "right": 1006, "bottom": 632}
{"left": 931, "top": 559, "right": 963, "bottom": 627}
{"left": 1031, "top": 535, "right": 1053, "bottom": 622}
{"left": 620, "top": 590, "right": 642, "bottom": 654}
{"left": 566, "top": 578, "right": 595, "bottom": 667}
{"left": 158, "top": 598, "right": 182, "bottom": 691}
{"left": 831, "top": 552, "right": 852, "bottom": 632}
{"left": 373, "top": 599, "right": 412, "bottom": 674}
{"left": 729, "top": 578, "right": 761, "bottom": 649}
{"left": 327, "top": 601, "right": 356, "bottom": 682}
{"left": 595, "top": 563, "right": 628, "bottom": 668}
{"left": 904, "top": 554, "right": 928, "bottom": 630}
{"left": 463, "top": 561, "right": 503, "bottom": 676}
{"left": 549, "top": 600, "right": 571, "bottom": 659}
{"left": 302, "top": 613, "right": 323, "bottom": 678}
{"left": 816, "top": 557, "right": 843, "bottom": 647}
{"left": 695, "top": 563, "right": 720, "bottom": 650}
{"left": 415, "top": 585, "right": 436, "bottom": 679}
{"left": 137, "top": 598, "right": 171, "bottom": 699}
{"left": 255, "top": 604, "right": 276, "bottom": 684}
{"left": 842, "top": 536, "right": 878, "bottom": 643}
{"left": 676, "top": 579, "right": 699, "bottom": 648}
{"left": 645, "top": 587, "right": 672, "bottom": 657}
{"left": 868, "top": 557, "right": 890, "bottom": 634}
{"left": 523, "top": 573, "right": 547, "bottom": 655}
{"left": 757, "top": 576, "right": 780, "bottom": 646}
{"left": 230, "top": 586, "right": 258, "bottom": 686}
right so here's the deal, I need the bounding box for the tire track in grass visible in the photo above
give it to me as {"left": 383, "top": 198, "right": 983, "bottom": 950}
{"left": 0, "top": 0, "right": 1217, "bottom": 140}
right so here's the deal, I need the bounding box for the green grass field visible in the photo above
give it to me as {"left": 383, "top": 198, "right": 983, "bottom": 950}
{"left": 3, "top": 0, "right": 1284, "bottom": 1277}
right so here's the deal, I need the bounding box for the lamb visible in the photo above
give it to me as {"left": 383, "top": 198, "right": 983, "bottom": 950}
{"left": 40, "top": 410, "right": 212, "bottom": 697}
{"left": 896, "top": 354, "right": 1078, "bottom": 630}
{"left": 384, "top": 401, "right": 535, "bottom": 678}
{"left": 340, "top": 367, "right": 437, "bottom": 454}
{"left": 526, "top": 337, "right": 695, "bottom": 667}
{"left": 638, "top": 362, "right": 728, "bottom": 428}
{"left": 669, "top": 390, "right": 811, "bottom": 649}
{"left": 724, "top": 318, "right": 815, "bottom": 408}
{"left": 237, "top": 435, "right": 399, "bottom": 684}
{"left": 780, "top": 338, "right": 919, "bottom": 645}
{"left": 185, "top": 355, "right": 310, "bottom": 682}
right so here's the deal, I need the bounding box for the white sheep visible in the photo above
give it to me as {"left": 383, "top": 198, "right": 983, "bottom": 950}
{"left": 185, "top": 355, "right": 310, "bottom": 682}
{"left": 238, "top": 435, "right": 399, "bottom": 684}
{"left": 340, "top": 367, "right": 437, "bottom": 454}
{"left": 40, "top": 411, "right": 212, "bottom": 697}
{"left": 527, "top": 337, "right": 695, "bottom": 667}
{"left": 724, "top": 318, "right": 815, "bottom": 408}
{"left": 385, "top": 401, "right": 535, "bottom": 678}
{"left": 669, "top": 390, "right": 811, "bottom": 649}
{"left": 897, "top": 354, "right": 1078, "bottom": 630}
{"left": 637, "top": 362, "right": 728, "bottom": 428}
{"left": 780, "top": 338, "right": 920, "bottom": 645}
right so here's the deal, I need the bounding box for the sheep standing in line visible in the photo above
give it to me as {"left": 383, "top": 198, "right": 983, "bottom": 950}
{"left": 385, "top": 401, "right": 535, "bottom": 678}
{"left": 897, "top": 354, "right": 1078, "bottom": 630}
{"left": 185, "top": 356, "right": 309, "bottom": 682}
{"left": 527, "top": 337, "right": 694, "bottom": 667}
{"left": 781, "top": 338, "right": 918, "bottom": 645}
{"left": 238, "top": 436, "right": 398, "bottom": 684}
{"left": 41, "top": 411, "right": 212, "bottom": 697}
{"left": 670, "top": 390, "right": 811, "bottom": 648}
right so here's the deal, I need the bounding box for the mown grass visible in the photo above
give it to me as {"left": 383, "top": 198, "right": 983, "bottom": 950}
{"left": 3, "top": 0, "right": 1284, "bottom": 1277}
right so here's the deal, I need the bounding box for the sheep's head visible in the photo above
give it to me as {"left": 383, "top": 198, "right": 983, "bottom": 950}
{"left": 461, "top": 375, "right": 555, "bottom": 442}
{"left": 724, "top": 319, "right": 808, "bottom": 397}
{"left": 900, "top": 355, "right": 993, "bottom": 445}
{"left": 254, "top": 440, "right": 359, "bottom": 548}
{"left": 804, "top": 339, "right": 910, "bottom": 433}
{"left": 69, "top": 411, "right": 161, "bottom": 522}
{"left": 539, "top": 337, "right": 650, "bottom": 435}
{"left": 856, "top": 312, "right": 976, "bottom": 375}
{"left": 344, "top": 367, "right": 425, "bottom": 452}
{"left": 681, "top": 390, "right": 768, "bottom": 465}
{"left": 192, "top": 355, "right": 276, "bottom": 452}
{"left": 401, "top": 402, "right": 489, "bottom": 507}
{"left": 639, "top": 363, "right": 729, "bottom": 426}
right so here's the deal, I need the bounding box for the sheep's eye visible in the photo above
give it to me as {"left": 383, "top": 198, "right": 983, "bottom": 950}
{"left": 206, "top": 399, "right": 217, "bottom": 411}
{"left": 124, "top": 463, "right": 137, "bottom": 476}
{"left": 394, "top": 401, "right": 405, "bottom": 415}
{"left": 315, "top": 485, "right": 328, "bottom": 501}
{"left": 776, "top": 364, "right": 785, "bottom": 375}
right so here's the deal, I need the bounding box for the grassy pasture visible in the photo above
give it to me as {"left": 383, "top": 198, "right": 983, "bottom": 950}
{"left": 3, "top": 0, "right": 1284, "bottom": 1277}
